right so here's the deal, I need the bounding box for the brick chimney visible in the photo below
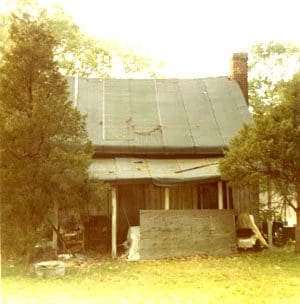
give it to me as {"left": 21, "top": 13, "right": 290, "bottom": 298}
{"left": 230, "top": 53, "right": 248, "bottom": 104}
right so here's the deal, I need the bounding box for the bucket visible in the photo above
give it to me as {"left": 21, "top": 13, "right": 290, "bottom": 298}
{"left": 34, "top": 260, "right": 65, "bottom": 278}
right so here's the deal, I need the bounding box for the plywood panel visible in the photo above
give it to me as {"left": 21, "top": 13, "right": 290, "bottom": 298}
{"left": 140, "top": 210, "right": 237, "bottom": 259}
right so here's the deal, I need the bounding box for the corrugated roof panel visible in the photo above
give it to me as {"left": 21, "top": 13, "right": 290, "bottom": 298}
{"left": 89, "top": 158, "right": 117, "bottom": 180}
{"left": 129, "top": 80, "right": 163, "bottom": 149}
{"left": 156, "top": 79, "right": 195, "bottom": 149}
{"left": 203, "top": 77, "right": 249, "bottom": 145}
{"left": 89, "top": 157, "right": 221, "bottom": 182}
{"left": 70, "top": 77, "right": 251, "bottom": 155}
{"left": 177, "top": 158, "right": 220, "bottom": 180}
{"left": 104, "top": 79, "right": 132, "bottom": 142}
{"left": 179, "top": 79, "right": 224, "bottom": 150}
{"left": 115, "top": 157, "right": 149, "bottom": 179}
{"left": 227, "top": 80, "right": 252, "bottom": 124}
{"left": 147, "top": 159, "right": 182, "bottom": 178}
{"left": 77, "top": 78, "right": 103, "bottom": 144}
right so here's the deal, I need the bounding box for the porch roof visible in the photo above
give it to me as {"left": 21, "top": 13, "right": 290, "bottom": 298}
{"left": 89, "top": 157, "right": 221, "bottom": 186}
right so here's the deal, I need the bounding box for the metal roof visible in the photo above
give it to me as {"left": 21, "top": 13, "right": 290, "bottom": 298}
{"left": 89, "top": 157, "right": 221, "bottom": 185}
{"left": 68, "top": 77, "right": 251, "bottom": 155}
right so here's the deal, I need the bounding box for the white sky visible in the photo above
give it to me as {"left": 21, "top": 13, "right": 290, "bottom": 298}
{"left": 1, "top": 0, "right": 300, "bottom": 77}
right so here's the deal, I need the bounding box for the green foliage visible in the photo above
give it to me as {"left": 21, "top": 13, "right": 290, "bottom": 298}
{"left": 45, "top": 8, "right": 112, "bottom": 77}
{"left": 220, "top": 72, "right": 300, "bottom": 208}
{"left": 115, "top": 47, "right": 164, "bottom": 78}
{"left": 0, "top": 2, "right": 112, "bottom": 77}
{"left": 0, "top": 12, "right": 97, "bottom": 260}
{"left": 69, "top": 178, "right": 110, "bottom": 222}
{"left": 0, "top": 1, "right": 164, "bottom": 78}
{"left": 248, "top": 41, "right": 300, "bottom": 109}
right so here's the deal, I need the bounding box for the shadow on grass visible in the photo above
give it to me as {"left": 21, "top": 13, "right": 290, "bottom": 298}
{"left": 2, "top": 245, "right": 299, "bottom": 279}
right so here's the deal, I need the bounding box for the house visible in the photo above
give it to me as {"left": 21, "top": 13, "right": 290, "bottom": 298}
{"left": 67, "top": 53, "right": 258, "bottom": 259}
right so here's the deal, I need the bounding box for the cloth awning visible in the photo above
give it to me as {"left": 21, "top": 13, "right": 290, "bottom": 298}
{"left": 89, "top": 157, "right": 221, "bottom": 186}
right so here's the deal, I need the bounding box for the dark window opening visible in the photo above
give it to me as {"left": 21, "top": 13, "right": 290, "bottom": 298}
{"left": 228, "top": 185, "right": 234, "bottom": 209}
{"left": 197, "top": 182, "right": 218, "bottom": 209}
{"left": 223, "top": 182, "right": 227, "bottom": 209}
{"left": 197, "top": 182, "right": 233, "bottom": 210}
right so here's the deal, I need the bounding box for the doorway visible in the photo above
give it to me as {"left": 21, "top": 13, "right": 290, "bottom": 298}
{"left": 117, "top": 184, "right": 145, "bottom": 243}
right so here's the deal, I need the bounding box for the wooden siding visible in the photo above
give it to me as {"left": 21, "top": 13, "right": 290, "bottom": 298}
{"left": 145, "top": 184, "right": 164, "bottom": 209}
{"left": 169, "top": 185, "right": 197, "bottom": 209}
{"left": 94, "top": 182, "right": 248, "bottom": 245}
{"left": 232, "top": 186, "right": 259, "bottom": 222}
{"left": 140, "top": 210, "right": 237, "bottom": 259}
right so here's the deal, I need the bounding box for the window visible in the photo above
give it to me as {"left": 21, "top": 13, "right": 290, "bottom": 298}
{"left": 197, "top": 181, "right": 233, "bottom": 209}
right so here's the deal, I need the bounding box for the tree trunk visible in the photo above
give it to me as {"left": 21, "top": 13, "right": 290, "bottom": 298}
{"left": 295, "top": 81, "right": 300, "bottom": 253}
{"left": 267, "top": 183, "right": 273, "bottom": 249}
{"left": 52, "top": 200, "right": 59, "bottom": 257}
{"left": 25, "top": 228, "right": 34, "bottom": 263}
{"left": 295, "top": 184, "right": 300, "bottom": 254}
{"left": 25, "top": 205, "right": 35, "bottom": 263}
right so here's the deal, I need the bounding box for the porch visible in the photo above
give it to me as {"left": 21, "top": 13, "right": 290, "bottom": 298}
{"left": 89, "top": 157, "right": 248, "bottom": 258}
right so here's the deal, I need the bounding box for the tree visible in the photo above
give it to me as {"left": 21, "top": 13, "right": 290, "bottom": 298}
{"left": 293, "top": 74, "right": 300, "bottom": 253}
{"left": 113, "top": 46, "right": 165, "bottom": 78}
{"left": 0, "top": 12, "right": 94, "bottom": 261}
{"left": 236, "top": 40, "right": 300, "bottom": 247}
{"left": 0, "top": 1, "right": 164, "bottom": 78}
{"left": 0, "top": 1, "right": 112, "bottom": 77}
{"left": 248, "top": 41, "right": 300, "bottom": 110}
{"left": 219, "top": 72, "right": 300, "bottom": 251}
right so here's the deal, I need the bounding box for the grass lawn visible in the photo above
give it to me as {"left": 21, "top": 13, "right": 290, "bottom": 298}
{"left": 1, "top": 247, "right": 300, "bottom": 304}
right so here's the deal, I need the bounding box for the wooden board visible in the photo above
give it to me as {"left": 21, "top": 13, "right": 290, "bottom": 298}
{"left": 232, "top": 186, "right": 259, "bottom": 222}
{"left": 140, "top": 210, "right": 237, "bottom": 259}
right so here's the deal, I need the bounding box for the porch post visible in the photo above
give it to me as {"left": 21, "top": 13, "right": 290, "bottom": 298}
{"left": 226, "top": 183, "right": 230, "bottom": 209}
{"left": 164, "top": 187, "right": 170, "bottom": 210}
{"left": 111, "top": 186, "right": 117, "bottom": 259}
{"left": 218, "top": 181, "right": 224, "bottom": 209}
